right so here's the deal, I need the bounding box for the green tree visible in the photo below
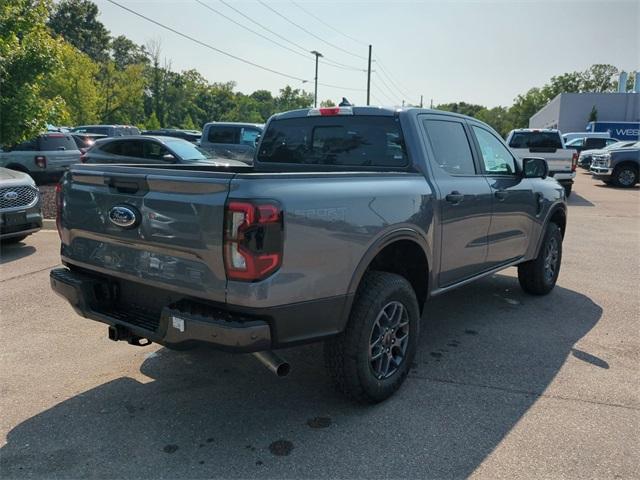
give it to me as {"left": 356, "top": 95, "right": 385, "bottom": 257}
{"left": 221, "top": 94, "right": 263, "bottom": 123}
{"left": 275, "top": 86, "right": 313, "bottom": 111}
{"left": 0, "top": 0, "right": 65, "bottom": 145}
{"left": 111, "top": 35, "right": 148, "bottom": 70}
{"left": 320, "top": 99, "right": 336, "bottom": 107}
{"left": 145, "top": 111, "right": 161, "bottom": 130}
{"left": 48, "top": 0, "right": 111, "bottom": 62}
{"left": 42, "top": 42, "right": 101, "bottom": 125}
{"left": 435, "top": 102, "right": 485, "bottom": 117}
{"left": 99, "top": 62, "right": 145, "bottom": 124}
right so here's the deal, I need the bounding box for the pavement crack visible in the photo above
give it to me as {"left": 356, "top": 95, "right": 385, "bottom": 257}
{"left": 409, "top": 375, "right": 640, "bottom": 411}
{"left": 0, "top": 264, "right": 61, "bottom": 283}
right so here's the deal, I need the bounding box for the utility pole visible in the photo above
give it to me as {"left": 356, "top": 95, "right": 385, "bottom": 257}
{"left": 420, "top": 95, "right": 424, "bottom": 108}
{"left": 366, "top": 45, "right": 372, "bottom": 105}
{"left": 311, "top": 50, "right": 323, "bottom": 107}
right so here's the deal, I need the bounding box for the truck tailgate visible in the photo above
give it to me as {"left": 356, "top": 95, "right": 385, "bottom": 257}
{"left": 59, "top": 165, "right": 235, "bottom": 303}
{"left": 511, "top": 148, "right": 575, "bottom": 174}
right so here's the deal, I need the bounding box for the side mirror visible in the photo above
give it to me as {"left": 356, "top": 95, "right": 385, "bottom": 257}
{"left": 254, "top": 135, "right": 261, "bottom": 147}
{"left": 162, "top": 153, "right": 176, "bottom": 162}
{"left": 522, "top": 157, "right": 548, "bottom": 179}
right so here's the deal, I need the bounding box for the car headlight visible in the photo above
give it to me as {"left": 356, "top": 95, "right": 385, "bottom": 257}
{"left": 603, "top": 153, "right": 611, "bottom": 167}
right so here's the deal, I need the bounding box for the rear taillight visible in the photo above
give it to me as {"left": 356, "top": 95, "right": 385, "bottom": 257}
{"left": 80, "top": 152, "right": 87, "bottom": 162}
{"left": 571, "top": 152, "right": 578, "bottom": 172}
{"left": 223, "top": 200, "right": 283, "bottom": 282}
{"left": 55, "top": 182, "right": 63, "bottom": 239}
{"left": 35, "top": 155, "right": 47, "bottom": 168}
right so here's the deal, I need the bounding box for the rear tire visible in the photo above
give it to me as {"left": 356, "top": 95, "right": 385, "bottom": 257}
{"left": 518, "top": 222, "right": 562, "bottom": 295}
{"left": 324, "top": 271, "right": 419, "bottom": 404}
{"left": 611, "top": 165, "right": 638, "bottom": 188}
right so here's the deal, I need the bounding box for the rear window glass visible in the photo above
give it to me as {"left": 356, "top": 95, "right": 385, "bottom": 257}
{"left": 423, "top": 120, "right": 476, "bottom": 175}
{"left": 509, "top": 132, "right": 563, "bottom": 149}
{"left": 165, "top": 140, "right": 213, "bottom": 162}
{"left": 73, "top": 126, "right": 111, "bottom": 135}
{"left": 39, "top": 134, "right": 78, "bottom": 151}
{"left": 257, "top": 116, "right": 408, "bottom": 167}
{"left": 207, "top": 126, "right": 240, "bottom": 144}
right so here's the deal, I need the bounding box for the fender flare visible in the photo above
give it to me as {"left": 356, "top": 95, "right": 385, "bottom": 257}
{"left": 534, "top": 202, "right": 567, "bottom": 257}
{"left": 346, "top": 227, "right": 432, "bottom": 297}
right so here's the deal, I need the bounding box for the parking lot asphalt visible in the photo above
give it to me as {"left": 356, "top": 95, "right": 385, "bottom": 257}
{"left": 1, "top": 171, "right": 638, "bottom": 479}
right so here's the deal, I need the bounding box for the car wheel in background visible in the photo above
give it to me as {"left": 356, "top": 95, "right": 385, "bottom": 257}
{"left": 324, "top": 271, "right": 419, "bottom": 404}
{"left": 612, "top": 166, "right": 638, "bottom": 188}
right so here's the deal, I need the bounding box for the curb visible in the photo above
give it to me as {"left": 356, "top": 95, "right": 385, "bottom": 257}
{"left": 42, "top": 219, "right": 56, "bottom": 230}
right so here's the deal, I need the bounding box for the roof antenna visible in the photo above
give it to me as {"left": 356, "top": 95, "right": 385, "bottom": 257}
{"left": 338, "top": 97, "right": 352, "bottom": 107}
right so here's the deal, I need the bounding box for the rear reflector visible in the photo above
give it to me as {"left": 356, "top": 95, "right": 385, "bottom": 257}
{"left": 571, "top": 152, "right": 578, "bottom": 172}
{"left": 307, "top": 106, "right": 353, "bottom": 116}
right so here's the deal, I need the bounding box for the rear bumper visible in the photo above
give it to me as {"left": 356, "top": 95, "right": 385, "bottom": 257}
{"left": 549, "top": 171, "right": 575, "bottom": 184}
{"left": 50, "top": 267, "right": 350, "bottom": 352}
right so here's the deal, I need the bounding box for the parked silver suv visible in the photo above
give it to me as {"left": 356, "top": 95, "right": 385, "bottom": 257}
{"left": 0, "top": 167, "right": 42, "bottom": 243}
{"left": 0, "top": 133, "right": 81, "bottom": 184}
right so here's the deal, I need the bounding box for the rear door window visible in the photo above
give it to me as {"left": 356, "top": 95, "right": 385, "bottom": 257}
{"left": 258, "top": 116, "right": 407, "bottom": 167}
{"left": 207, "top": 126, "right": 240, "bottom": 144}
{"left": 585, "top": 138, "right": 606, "bottom": 149}
{"left": 9, "top": 138, "right": 38, "bottom": 151}
{"left": 100, "top": 140, "right": 124, "bottom": 155}
{"left": 119, "top": 140, "right": 143, "bottom": 157}
{"left": 422, "top": 119, "right": 476, "bottom": 175}
{"left": 39, "top": 134, "right": 78, "bottom": 151}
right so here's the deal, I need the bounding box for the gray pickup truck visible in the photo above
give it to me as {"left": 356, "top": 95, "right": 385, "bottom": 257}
{"left": 590, "top": 141, "right": 639, "bottom": 187}
{"left": 50, "top": 106, "right": 567, "bottom": 403}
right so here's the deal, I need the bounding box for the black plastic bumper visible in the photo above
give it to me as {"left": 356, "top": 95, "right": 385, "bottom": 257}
{"left": 50, "top": 267, "right": 271, "bottom": 352}
{"left": 50, "top": 267, "right": 351, "bottom": 352}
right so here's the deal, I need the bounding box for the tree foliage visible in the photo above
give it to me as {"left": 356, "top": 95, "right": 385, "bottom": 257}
{"left": 0, "top": 0, "right": 65, "bottom": 145}
{"left": 48, "top": 0, "right": 110, "bottom": 62}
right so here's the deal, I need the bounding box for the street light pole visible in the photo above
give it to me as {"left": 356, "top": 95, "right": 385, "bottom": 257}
{"left": 310, "top": 50, "right": 323, "bottom": 107}
{"left": 366, "top": 45, "right": 372, "bottom": 105}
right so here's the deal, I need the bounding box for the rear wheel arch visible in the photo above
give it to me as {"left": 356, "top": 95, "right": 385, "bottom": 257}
{"left": 348, "top": 230, "right": 431, "bottom": 314}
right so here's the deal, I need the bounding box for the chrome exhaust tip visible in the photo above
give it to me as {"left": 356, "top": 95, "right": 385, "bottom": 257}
{"left": 252, "top": 351, "right": 290, "bottom": 377}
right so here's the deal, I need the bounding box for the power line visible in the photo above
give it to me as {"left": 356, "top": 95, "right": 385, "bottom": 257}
{"left": 290, "top": 1, "right": 368, "bottom": 47}
{"left": 105, "top": 0, "right": 306, "bottom": 82}
{"left": 375, "top": 58, "right": 413, "bottom": 100}
{"left": 375, "top": 71, "right": 402, "bottom": 104}
{"left": 258, "top": 1, "right": 368, "bottom": 62}
{"left": 217, "top": 0, "right": 362, "bottom": 72}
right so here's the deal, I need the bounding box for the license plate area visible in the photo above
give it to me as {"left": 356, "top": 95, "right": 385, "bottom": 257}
{"left": 3, "top": 212, "right": 27, "bottom": 226}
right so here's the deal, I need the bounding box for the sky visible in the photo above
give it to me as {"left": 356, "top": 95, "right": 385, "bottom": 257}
{"left": 94, "top": 0, "right": 640, "bottom": 107}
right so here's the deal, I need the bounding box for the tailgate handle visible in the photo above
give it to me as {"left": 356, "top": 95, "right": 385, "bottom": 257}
{"left": 107, "top": 178, "right": 142, "bottom": 194}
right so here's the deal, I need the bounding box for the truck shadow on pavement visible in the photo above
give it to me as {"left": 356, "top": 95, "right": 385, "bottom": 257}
{"left": 1, "top": 273, "right": 602, "bottom": 479}
{"left": 0, "top": 243, "right": 36, "bottom": 265}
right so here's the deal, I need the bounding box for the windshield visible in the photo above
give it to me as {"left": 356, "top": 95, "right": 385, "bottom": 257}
{"left": 509, "top": 131, "right": 563, "bottom": 149}
{"left": 166, "top": 140, "right": 215, "bottom": 161}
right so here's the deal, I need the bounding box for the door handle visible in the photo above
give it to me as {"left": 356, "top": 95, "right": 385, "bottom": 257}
{"left": 494, "top": 190, "right": 508, "bottom": 201}
{"left": 445, "top": 191, "right": 465, "bottom": 204}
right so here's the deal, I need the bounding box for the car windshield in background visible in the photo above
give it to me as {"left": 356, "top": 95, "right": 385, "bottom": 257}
{"left": 509, "top": 132, "right": 563, "bottom": 149}
{"left": 40, "top": 134, "right": 77, "bottom": 151}
{"left": 165, "top": 140, "right": 215, "bottom": 161}
{"left": 257, "top": 116, "right": 407, "bottom": 167}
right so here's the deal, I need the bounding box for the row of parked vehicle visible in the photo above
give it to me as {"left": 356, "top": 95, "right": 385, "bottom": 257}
{"left": 0, "top": 122, "right": 265, "bottom": 185}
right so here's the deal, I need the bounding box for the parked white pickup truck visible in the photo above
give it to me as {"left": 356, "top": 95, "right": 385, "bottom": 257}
{"left": 506, "top": 129, "right": 577, "bottom": 196}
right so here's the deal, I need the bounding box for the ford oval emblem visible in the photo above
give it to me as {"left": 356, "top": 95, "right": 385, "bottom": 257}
{"left": 108, "top": 205, "right": 139, "bottom": 229}
{"left": 3, "top": 191, "right": 18, "bottom": 201}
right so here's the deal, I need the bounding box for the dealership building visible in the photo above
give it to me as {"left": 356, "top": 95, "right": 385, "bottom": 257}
{"left": 528, "top": 92, "right": 640, "bottom": 133}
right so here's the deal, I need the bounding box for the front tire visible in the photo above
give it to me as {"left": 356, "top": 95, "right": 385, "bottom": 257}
{"left": 518, "top": 222, "right": 562, "bottom": 295}
{"left": 611, "top": 165, "right": 638, "bottom": 188}
{"left": 324, "top": 271, "right": 419, "bottom": 404}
